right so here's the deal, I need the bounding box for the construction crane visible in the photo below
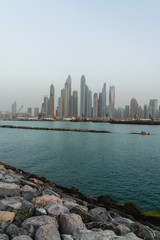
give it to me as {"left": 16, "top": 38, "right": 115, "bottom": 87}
{"left": 12, "top": 105, "right": 23, "bottom": 119}
{"left": 51, "top": 93, "right": 55, "bottom": 119}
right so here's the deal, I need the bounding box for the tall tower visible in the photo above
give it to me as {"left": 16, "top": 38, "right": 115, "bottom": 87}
{"left": 49, "top": 84, "right": 55, "bottom": 117}
{"left": 93, "top": 93, "right": 98, "bottom": 118}
{"left": 130, "top": 98, "right": 138, "bottom": 119}
{"left": 12, "top": 101, "right": 17, "bottom": 114}
{"left": 64, "top": 75, "right": 71, "bottom": 117}
{"left": 72, "top": 90, "right": 78, "bottom": 117}
{"left": 149, "top": 99, "right": 158, "bottom": 119}
{"left": 80, "top": 75, "right": 86, "bottom": 116}
{"left": 109, "top": 86, "right": 115, "bottom": 118}
{"left": 102, "top": 83, "right": 106, "bottom": 118}
{"left": 44, "top": 96, "right": 49, "bottom": 117}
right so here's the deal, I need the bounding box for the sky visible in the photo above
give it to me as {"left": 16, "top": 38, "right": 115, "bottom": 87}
{"left": 0, "top": 0, "right": 160, "bottom": 112}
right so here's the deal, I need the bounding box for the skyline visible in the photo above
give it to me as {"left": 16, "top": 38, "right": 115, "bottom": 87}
{"left": 0, "top": 0, "right": 160, "bottom": 111}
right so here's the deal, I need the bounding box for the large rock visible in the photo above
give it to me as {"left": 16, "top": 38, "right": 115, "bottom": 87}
{"left": 89, "top": 207, "right": 114, "bottom": 224}
{"left": 0, "top": 234, "right": 9, "bottom": 240}
{"left": 0, "top": 183, "right": 20, "bottom": 197}
{"left": 45, "top": 201, "right": 69, "bottom": 217}
{"left": 35, "top": 224, "right": 61, "bottom": 240}
{"left": 85, "top": 221, "right": 114, "bottom": 230}
{"left": 0, "top": 211, "right": 15, "bottom": 223}
{"left": 130, "top": 222, "right": 155, "bottom": 240}
{"left": 0, "top": 197, "right": 34, "bottom": 224}
{"left": 33, "top": 195, "right": 62, "bottom": 208}
{"left": 6, "top": 224, "right": 27, "bottom": 238}
{"left": 12, "top": 236, "right": 33, "bottom": 240}
{"left": 34, "top": 208, "right": 47, "bottom": 216}
{"left": 114, "top": 216, "right": 134, "bottom": 227}
{"left": 22, "top": 215, "right": 58, "bottom": 229}
{"left": 61, "top": 235, "right": 73, "bottom": 240}
{"left": 114, "top": 224, "right": 130, "bottom": 236}
{"left": 42, "top": 188, "right": 60, "bottom": 198}
{"left": 21, "top": 185, "right": 40, "bottom": 201}
{"left": 60, "top": 213, "right": 86, "bottom": 235}
{"left": 70, "top": 205, "right": 94, "bottom": 223}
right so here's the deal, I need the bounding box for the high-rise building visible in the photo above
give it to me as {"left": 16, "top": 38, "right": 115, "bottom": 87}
{"left": 93, "top": 93, "right": 98, "bottom": 118}
{"left": 48, "top": 84, "right": 55, "bottom": 117}
{"left": 80, "top": 75, "right": 86, "bottom": 116}
{"left": 109, "top": 86, "right": 115, "bottom": 118}
{"left": 123, "top": 105, "right": 129, "bottom": 119}
{"left": 12, "top": 101, "right": 17, "bottom": 114}
{"left": 28, "top": 108, "right": 32, "bottom": 115}
{"left": 57, "top": 96, "right": 63, "bottom": 118}
{"left": 72, "top": 90, "right": 78, "bottom": 117}
{"left": 98, "top": 93, "right": 102, "bottom": 118}
{"left": 34, "top": 108, "right": 39, "bottom": 117}
{"left": 44, "top": 96, "right": 49, "bottom": 117}
{"left": 102, "top": 83, "right": 106, "bottom": 118}
{"left": 64, "top": 75, "right": 71, "bottom": 117}
{"left": 144, "top": 105, "right": 148, "bottom": 119}
{"left": 130, "top": 98, "right": 138, "bottom": 119}
{"left": 149, "top": 99, "right": 158, "bottom": 119}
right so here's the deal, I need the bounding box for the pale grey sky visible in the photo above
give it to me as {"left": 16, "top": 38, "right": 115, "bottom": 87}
{"left": 0, "top": 0, "right": 160, "bottom": 112}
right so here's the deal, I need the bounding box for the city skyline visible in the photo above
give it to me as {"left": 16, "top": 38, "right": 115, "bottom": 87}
{"left": 0, "top": 0, "right": 160, "bottom": 111}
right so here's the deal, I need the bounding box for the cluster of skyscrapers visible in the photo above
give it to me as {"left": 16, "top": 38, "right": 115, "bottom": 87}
{"left": 9, "top": 75, "right": 160, "bottom": 121}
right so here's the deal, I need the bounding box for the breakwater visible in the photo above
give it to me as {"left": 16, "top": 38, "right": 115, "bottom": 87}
{"left": 0, "top": 161, "right": 160, "bottom": 240}
{"left": 0, "top": 125, "right": 111, "bottom": 133}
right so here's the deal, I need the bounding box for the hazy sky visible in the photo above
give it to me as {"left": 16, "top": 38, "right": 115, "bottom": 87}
{"left": 0, "top": 0, "right": 160, "bottom": 112}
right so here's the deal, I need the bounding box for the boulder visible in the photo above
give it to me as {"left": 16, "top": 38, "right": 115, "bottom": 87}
{"left": 0, "top": 211, "right": 15, "bottom": 223}
{"left": 0, "top": 221, "right": 11, "bottom": 234}
{"left": 0, "top": 197, "right": 34, "bottom": 224}
{"left": 20, "top": 180, "right": 37, "bottom": 188}
{"left": 0, "top": 183, "right": 20, "bottom": 197}
{"left": 123, "top": 203, "right": 141, "bottom": 217}
{"left": 89, "top": 207, "right": 114, "bottom": 224}
{"left": 22, "top": 215, "right": 58, "bottom": 229}
{"left": 70, "top": 205, "right": 94, "bottom": 223}
{"left": 114, "top": 224, "right": 130, "bottom": 236}
{"left": 42, "top": 189, "right": 60, "bottom": 198}
{"left": 130, "top": 222, "right": 155, "bottom": 240}
{"left": 61, "top": 234, "right": 73, "bottom": 240}
{"left": 60, "top": 213, "right": 86, "bottom": 235}
{"left": 114, "top": 216, "right": 134, "bottom": 227}
{"left": 33, "top": 195, "right": 62, "bottom": 208}
{"left": 21, "top": 185, "right": 40, "bottom": 201}
{"left": 125, "top": 232, "right": 143, "bottom": 239}
{"left": 85, "top": 221, "right": 114, "bottom": 230}
{"left": 6, "top": 224, "right": 27, "bottom": 238}
{"left": 0, "top": 234, "right": 9, "bottom": 240}
{"left": 12, "top": 236, "right": 33, "bottom": 240}
{"left": 45, "top": 201, "right": 69, "bottom": 217}
{"left": 35, "top": 224, "right": 61, "bottom": 240}
{"left": 34, "top": 208, "right": 47, "bottom": 216}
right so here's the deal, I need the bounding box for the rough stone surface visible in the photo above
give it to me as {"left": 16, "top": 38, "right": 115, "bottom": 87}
{"left": 21, "top": 185, "right": 39, "bottom": 201}
{"left": 34, "top": 208, "right": 47, "bottom": 216}
{"left": 114, "top": 216, "right": 134, "bottom": 226}
{"left": 33, "top": 195, "right": 62, "bottom": 208}
{"left": 22, "top": 215, "right": 58, "bottom": 229}
{"left": 0, "top": 183, "right": 20, "bottom": 197}
{"left": 42, "top": 188, "right": 60, "bottom": 198}
{"left": 61, "top": 234, "right": 73, "bottom": 240}
{"left": 0, "top": 211, "right": 15, "bottom": 223}
{"left": 12, "top": 236, "right": 33, "bottom": 240}
{"left": 6, "top": 224, "right": 27, "bottom": 238}
{"left": 85, "top": 221, "right": 114, "bottom": 230}
{"left": 114, "top": 224, "right": 131, "bottom": 236}
{"left": 60, "top": 213, "right": 86, "bottom": 234}
{"left": 130, "top": 222, "right": 155, "bottom": 240}
{"left": 70, "top": 205, "right": 94, "bottom": 223}
{"left": 35, "top": 224, "right": 61, "bottom": 240}
{"left": 0, "top": 234, "right": 9, "bottom": 240}
{"left": 45, "top": 201, "right": 69, "bottom": 217}
{"left": 89, "top": 207, "right": 114, "bottom": 224}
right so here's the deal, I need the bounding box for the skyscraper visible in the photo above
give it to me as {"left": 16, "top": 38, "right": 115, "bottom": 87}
{"left": 149, "top": 99, "right": 158, "bottom": 119}
{"left": 12, "top": 101, "right": 17, "bottom": 114}
{"left": 80, "top": 75, "right": 86, "bottom": 116}
{"left": 130, "top": 98, "right": 138, "bottom": 119}
{"left": 102, "top": 83, "right": 106, "bottom": 118}
{"left": 64, "top": 75, "right": 71, "bottom": 117}
{"left": 72, "top": 90, "right": 78, "bottom": 117}
{"left": 44, "top": 96, "right": 49, "bottom": 117}
{"left": 48, "top": 84, "right": 55, "bottom": 117}
{"left": 109, "top": 86, "right": 115, "bottom": 118}
{"left": 93, "top": 93, "right": 98, "bottom": 118}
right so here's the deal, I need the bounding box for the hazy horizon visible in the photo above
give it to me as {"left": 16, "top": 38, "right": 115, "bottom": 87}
{"left": 0, "top": 0, "right": 160, "bottom": 112}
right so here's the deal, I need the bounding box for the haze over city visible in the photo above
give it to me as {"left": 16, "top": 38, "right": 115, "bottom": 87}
{"left": 0, "top": 0, "right": 160, "bottom": 112}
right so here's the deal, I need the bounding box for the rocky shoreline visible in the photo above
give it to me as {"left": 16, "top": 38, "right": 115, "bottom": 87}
{"left": 0, "top": 162, "right": 160, "bottom": 240}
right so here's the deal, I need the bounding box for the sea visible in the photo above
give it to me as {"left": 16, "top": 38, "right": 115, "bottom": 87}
{"left": 0, "top": 120, "right": 160, "bottom": 212}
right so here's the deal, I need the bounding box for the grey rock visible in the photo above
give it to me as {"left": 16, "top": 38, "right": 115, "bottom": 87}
{"left": 35, "top": 224, "right": 61, "bottom": 240}
{"left": 89, "top": 207, "right": 114, "bottom": 224}
{"left": 21, "top": 185, "right": 40, "bottom": 201}
{"left": 70, "top": 205, "right": 94, "bottom": 223}
{"left": 60, "top": 213, "right": 86, "bottom": 235}
{"left": 42, "top": 189, "right": 60, "bottom": 198}
{"left": 114, "top": 224, "right": 130, "bottom": 236}
{"left": 0, "top": 234, "right": 9, "bottom": 240}
{"left": 45, "top": 201, "right": 69, "bottom": 217}
{"left": 114, "top": 216, "right": 134, "bottom": 226}
{"left": 6, "top": 224, "right": 27, "bottom": 238}
{"left": 0, "top": 221, "right": 11, "bottom": 233}
{"left": 125, "top": 232, "right": 143, "bottom": 239}
{"left": 22, "top": 215, "right": 58, "bottom": 229}
{"left": 85, "top": 221, "right": 114, "bottom": 230}
{"left": 0, "top": 182, "right": 20, "bottom": 197}
{"left": 0, "top": 174, "right": 3, "bottom": 180}
{"left": 131, "top": 222, "right": 155, "bottom": 240}
{"left": 34, "top": 208, "right": 47, "bottom": 216}
{"left": 20, "top": 180, "right": 37, "bottom": 188}
{"left": 12, "top": 236, "right": 33, "bottom": 240}
{"left": 61, "top": 234, "right": 73, "bottom": 240}
{"left": 0, "top": 197, "right": 34, "bottom": 224}
{"left": 22, "top": 225, "right": 35, "bottom": 238}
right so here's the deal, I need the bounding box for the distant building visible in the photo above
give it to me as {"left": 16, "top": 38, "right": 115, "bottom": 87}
{"left": 72, "top": 90, "right": 78, "bottom": 117}
{"left": 109, "top": 86, "right": 115, "bottom": 118}
{"left": 130, "top": 98, "right": 138, "bottom": 119}
{"left": 149, "top": 99, "right": 158, "bottom": 119}
{"left": 44, "top": 96, "right": 49, "bottom": 117}
{"left": 57, "top": 96, "right": 63, "bottom": 117}
{"left": 98, "top": 93, "right": 102, "bottom": 118}
{"left": 123, "top": 105, "right": 129, "bottom": 119}
{"left": 102, "top": 83, "right": 106, "bottom": 118}
{"left": 93, "top": 93, "right": 98, "bottom": 118}
{"left": 143, "top": 105, "right": 148, "bottom": 119}
{"left": 48, "top": 84, "right": 55, "bottom": 117}
{"left": 34, "top": 108, "right": 39, "bottom": 117}
{"left": 28, "top": 107, "right": 32, "bottom": 116}
{"left": 64, "top": 75, "right": 71, "bottom": 117}
{"left": 80, "top": 75, "right": 86, "bottom": 116}
{"left": 12, "top": 101, "right": 17, "bottom": 114}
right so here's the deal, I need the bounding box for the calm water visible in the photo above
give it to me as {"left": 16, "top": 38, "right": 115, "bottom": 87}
{"left": 0, "top": 120, "right": 160, "bottom": 212}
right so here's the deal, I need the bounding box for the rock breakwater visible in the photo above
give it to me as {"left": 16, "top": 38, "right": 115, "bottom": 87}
{"left": 0, "top": 162, "right": 160, "bottom": 240}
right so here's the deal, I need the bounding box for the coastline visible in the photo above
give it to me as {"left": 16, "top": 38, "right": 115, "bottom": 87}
{"left": 0, "top": 161, "right": 160, "bottom": 239}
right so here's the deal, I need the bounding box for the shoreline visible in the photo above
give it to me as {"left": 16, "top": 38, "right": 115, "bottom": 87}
{"left": 0, "top": 161, "right": 160, "bottom": 230}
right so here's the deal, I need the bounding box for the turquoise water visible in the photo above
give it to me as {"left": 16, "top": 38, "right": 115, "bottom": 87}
{"left": 0, "top": 120, "right": 160, "bottom": 212}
